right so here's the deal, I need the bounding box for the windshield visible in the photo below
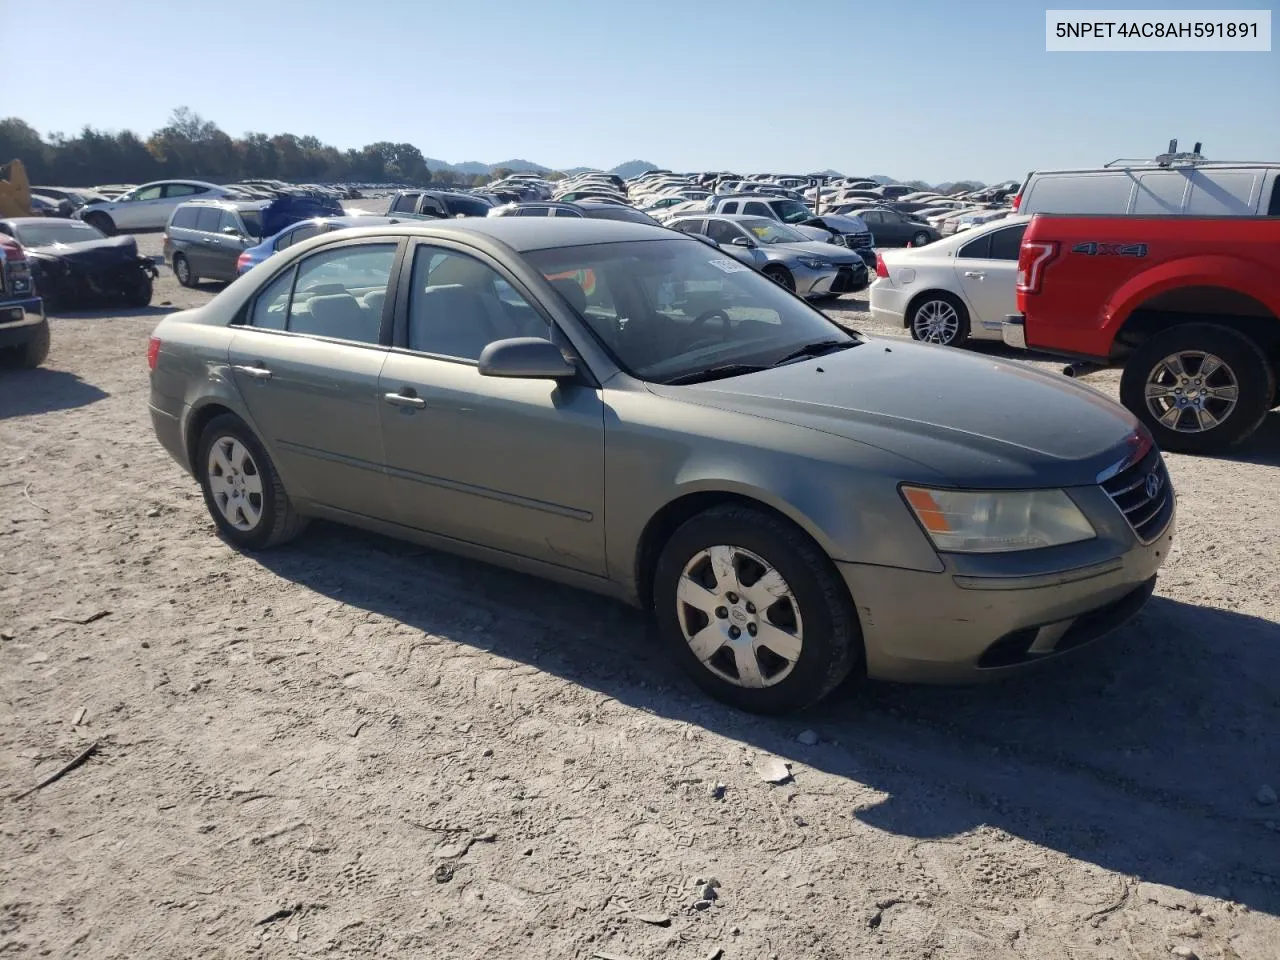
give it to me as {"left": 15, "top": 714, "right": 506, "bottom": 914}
{"left": 524, "top": 238, "right": 854, "bottom": 384}
{"left": 740, "top": 218, "right": 806, "bottom": 244}
{"left": 771, "top": 199, "right": 813, "bottom": 224}
{"left": 14, "top": 221, "right": 106, "bottom": 246}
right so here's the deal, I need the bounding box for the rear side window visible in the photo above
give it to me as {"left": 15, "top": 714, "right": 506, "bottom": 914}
{"left": 195, "top": 207, "right": 222, "bottom": 232}
{"left": 673, "top": 219, "right": 706, "bottom": 234}
{"left": 743, "top": 202, "right": 771, "bottom": 217}
{"left": 170, "top": 206, "right": 199, "bottom": 229}
{"left": 1269, "top": 178, "right": 1280, "bottom": 216}
{"left": 444, "top": 196, "right": 491, "bottom": 218}
{"left": 164, "top": 183, "right": 200, "bottom": 198}
{"left": 249, "top": 267, "right": 293, "bottom": 330}
{"left": 1023, "top": 174, "right": 1135, "bottom": 215}
{"left": 518, "top": 206, "right": 550, "bottom": 216}
{"left": 390, "top": 193, "right": 420, "bottom": 213}
{"left": 277, "top": 223, "right": 324, "bottom": 250}
{"left": 1132, "top": 172, "right": 1189, "bottom": 214}
{"left": 1185, "top": 171, "right": 1260, "bottom": 215}
{"left": 957, "top": 233, "right": 991, "bottom": 259}
{"left": 287, "top": 244, "right": 397, "bottom": 344}
{"left": 988, "top": 224, "right": 1027, "bottom": 260}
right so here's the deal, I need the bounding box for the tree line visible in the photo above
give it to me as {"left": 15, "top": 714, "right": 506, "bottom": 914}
{"left": 0, "top": 108, "right": 559, "bottom": 189}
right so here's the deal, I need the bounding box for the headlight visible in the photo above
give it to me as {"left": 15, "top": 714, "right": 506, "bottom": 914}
{"left": 798, "top": 257, "right": 828, "bottom": 269}
{"left": 901, "top": 486, "right": 1095, "bottom": 553}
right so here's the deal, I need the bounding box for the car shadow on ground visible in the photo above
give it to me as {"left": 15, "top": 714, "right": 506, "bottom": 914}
{"left": 47, "top": 304, "right": 182, "bottom": 321}
{"left": 0, "top": 367, "right": 109, "bottom": 419}
{"left": 255, "top": 521, "right": 1280, "bottom": 916}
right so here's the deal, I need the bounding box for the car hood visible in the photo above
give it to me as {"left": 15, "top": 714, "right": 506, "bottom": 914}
{"left": 649, "top": 340, "right": 1142, "bottom": 488}
{"left": 765, "top": 240, "right": 864, "bottom": 265}
{"left": 804, "top": 213, "right": 869, "bottom": 234}
{"left": 26, "top": 234, "right": 140, "bottom": 267}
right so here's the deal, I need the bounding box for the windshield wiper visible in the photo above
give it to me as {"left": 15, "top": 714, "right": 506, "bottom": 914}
{"left": 662, "top": 363, "right": 771, "bottom": 385}
{"left": 770, "top": 339, "right": 856, "bottom": 366}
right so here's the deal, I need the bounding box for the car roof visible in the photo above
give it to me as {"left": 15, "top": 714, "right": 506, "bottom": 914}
{"left": 176, "top": 198, "right": 270, "bottom": 212}
{"left": 1, "top": 217, "right": 99, "bottom": 227}
{"left": 352, "top": 217, "right": 674, "bottom": 252}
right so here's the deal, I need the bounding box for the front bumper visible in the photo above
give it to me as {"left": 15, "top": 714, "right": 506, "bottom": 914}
{"left": 0, "top": 298, "right": 46, "bottom": 348}
{"left": 1002, "top": 312, "right": 1027, "bottom": 349}
{"left": 838, "top": 506, "right": 1174, "bottom": 683}
{"left": 797, "top": 263, "right": 869, "bottom": 298}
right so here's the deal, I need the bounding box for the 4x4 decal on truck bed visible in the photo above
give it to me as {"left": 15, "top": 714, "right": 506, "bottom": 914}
{"left": 1070, "top": 242, "right": 1148, "bottom": 257}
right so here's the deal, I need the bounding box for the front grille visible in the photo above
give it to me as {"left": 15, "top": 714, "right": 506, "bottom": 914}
{"left": 831, "top": 267, "right": 857, "bottom": 293}
{"left": 1101, "top": 446, "right": 1174, "bottom": 543}
{"left": 845, "top": 232, "right": 873, "bottom": 249}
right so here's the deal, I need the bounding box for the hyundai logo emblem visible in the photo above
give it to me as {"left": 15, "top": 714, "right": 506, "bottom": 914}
{"left": 1145, "top": 470, "right": 1162, "bottom": 500}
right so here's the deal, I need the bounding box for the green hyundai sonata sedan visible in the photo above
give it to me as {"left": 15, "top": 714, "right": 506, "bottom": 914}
{"left": 148, "top": 218, "right": 1174, "bottom": 713}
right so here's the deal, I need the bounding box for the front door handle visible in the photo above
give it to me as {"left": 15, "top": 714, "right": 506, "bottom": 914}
{"left": 383, "top": 390, "right": 426, "bottom": 409}
{"left": 233, "top": 364, "right": 273, "bottom": 380}
{"left": 963, "top": 271, "right": 985, "bottom": 279}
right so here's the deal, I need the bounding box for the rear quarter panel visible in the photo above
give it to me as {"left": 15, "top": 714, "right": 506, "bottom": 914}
{"left": 1018, "top": 215, "right": 1280, "bottom": 358}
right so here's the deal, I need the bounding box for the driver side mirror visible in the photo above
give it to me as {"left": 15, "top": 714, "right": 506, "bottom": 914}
{"left": 479, "top": 337, "right": 577, "bottom": 380}
{"left": 731, "top": 236, "right": 755, "bottom": 248}
{"left": 222, "top": 225, "right": 242, "bottom": 236}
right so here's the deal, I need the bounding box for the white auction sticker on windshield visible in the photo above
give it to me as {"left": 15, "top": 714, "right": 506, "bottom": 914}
{"left": 708, "top": 258, "right": 750, "bottom": 274}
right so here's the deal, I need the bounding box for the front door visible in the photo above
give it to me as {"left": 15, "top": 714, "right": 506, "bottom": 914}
{"left": 226, "top": 239, "right": 401, "bottom": 518}
{"left": 377, "top": 242, "right": 606, "bottom": 574}
{"left": 111, "top": 184, "right": 165, "bottom": 230}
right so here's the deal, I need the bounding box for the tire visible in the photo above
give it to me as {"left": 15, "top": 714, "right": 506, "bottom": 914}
{"left": 763, "top": 265, "right": 795, "bottom": 293}
{"left": 652, "top": 504, "right": 862, "bottom": 714}
{"left": 172, "top": 253, "right": 197, "bottom": 288}
{"left": 911, "top": 231, "right": 931, "bottom": 247}
{"left": 196, "top": 414, "right": 307, "bottom": 550}
{"left": 0, "top": 319, "right": 50, "bottom": 370}
{"left": 84, "top": 212, "right": 116, "bottom": 236}
{"left": 908, "top": 292, "right": 970, "bottom": 347}
{"left": 121, "top": 271, "right": 153, "bottom": 308}
{"left": 1120, "top": 324, "right": 1275, "bottom": 455}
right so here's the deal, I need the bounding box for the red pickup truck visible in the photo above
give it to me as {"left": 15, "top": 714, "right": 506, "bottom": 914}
{"left": 1004, "top": 215, "right": 1280, "bottom": 453}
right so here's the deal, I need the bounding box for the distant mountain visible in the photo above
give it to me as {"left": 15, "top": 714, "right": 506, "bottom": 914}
{"left": 610, "top": 160, "right": 660, "bottom": 179}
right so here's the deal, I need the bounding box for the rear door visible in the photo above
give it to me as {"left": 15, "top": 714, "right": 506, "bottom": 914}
{"left": 188, "top": 207, "right": 224, "bottom": 277}
{"left": 226, "top": 238, "right": 402, "bottom": 517}
{"left": 158, "top": 183, "right": 208, "bottom": 228}
{"left": 112, "top": 184, "right": 165, "bottom": 230}
{"left": 953, "top": 222, "right": 1026, "bottom": 332}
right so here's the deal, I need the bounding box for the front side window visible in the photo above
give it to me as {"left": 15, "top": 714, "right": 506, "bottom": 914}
{"left": 743, "top": 201, "right": 771, "bottom": 217}
{"left": 255, "top": 243, "right": 397, "bottom": 344}
{"left": 525, "top": 238, "right": 855, "bottom": 384}
{"left": 443, "top": 196, "right": 492, "bottom": 218}
{"left": 741, "top": 218, "right": 806, "bottom": 244}
{"left": 277, "top": 222, "right": 324, "bottom": 250}
{"left": 518, "top": 206, "right": 550, "bottom": 216}
{"left": 405, "top": 246, "right": 547, "bottom": 360}
{"left": 133, "top": 185, "right": 163, "bottom": 201}
{"left": 770, "top": 199, "right": 812, "bottom": 224}
{"left": 706, "top": 220, "right": 744, "bottom": 246}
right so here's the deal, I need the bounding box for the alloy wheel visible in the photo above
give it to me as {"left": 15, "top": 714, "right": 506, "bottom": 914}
{"left": 207, "top": 436, "right": 264, "bottom": 531}
{"left": 1144, "top": 350, "right": 1239, "bottom": 433}
{"left": 912, "top": 299, "right": 960, "bottom": 344}
{"left": 675, "top": 545, "right": 803, "bottom": 689}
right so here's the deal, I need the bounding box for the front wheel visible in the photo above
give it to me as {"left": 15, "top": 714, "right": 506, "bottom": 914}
{"left": 0, "top": 320, "right": 50, "bottom": 370}
{"left": 653, "top": 505, "right": 862, "bottom": 714}
{"left": 1120, "top": 324, "right": 1274, "bottom": 454}
{"left": 121, "top": 271, "right": 153, "bottom": 308}
{"left": 763, "top": 265, "right": 795, "bottom": 293}
{"left": 196, "top": 414, "right": 307, "bottom": 549}
{"left": 911, "top": 231, "right": 931, "bottom": 247}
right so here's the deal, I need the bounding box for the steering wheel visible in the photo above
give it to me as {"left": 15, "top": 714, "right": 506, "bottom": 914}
{"left": 680, "top": 307, "right": 739, "bottom": 351}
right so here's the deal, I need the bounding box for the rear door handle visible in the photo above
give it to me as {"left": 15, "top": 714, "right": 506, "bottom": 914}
{"left": 233, "top": 364, "right": 272, "bottom": 380}
{"left": 383, "top": 390, "right": 426, "bottom": 409}
{"left": 963, "top": 271, "right": 985, "bottom": 279}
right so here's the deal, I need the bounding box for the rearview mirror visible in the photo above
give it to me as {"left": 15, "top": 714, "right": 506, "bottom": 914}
{"left": 731, "top": 236, "right": 754, "bottom": 248}
{"left": 222, "top": 225, "right": 241, "bottom": 236}
{"left": 478, "top": 337, "right": 577, "bottom": 380}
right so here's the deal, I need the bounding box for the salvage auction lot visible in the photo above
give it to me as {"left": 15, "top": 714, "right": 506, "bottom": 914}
{"left": 2, "top": 224, "right": 1279, "bottom": 959}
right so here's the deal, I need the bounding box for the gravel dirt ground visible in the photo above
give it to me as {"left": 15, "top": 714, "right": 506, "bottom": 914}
{"left": 2, "top": 210, "right": 1279, "bottom": 960}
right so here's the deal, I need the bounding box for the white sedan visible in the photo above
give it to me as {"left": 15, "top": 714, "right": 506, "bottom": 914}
{"left": 869, "top": 214, "right": 1030, "bottom": 348}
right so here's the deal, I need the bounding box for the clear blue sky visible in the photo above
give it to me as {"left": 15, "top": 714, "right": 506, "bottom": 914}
{"left": 5, "top": 0, "right": 1277, "bottom": 182}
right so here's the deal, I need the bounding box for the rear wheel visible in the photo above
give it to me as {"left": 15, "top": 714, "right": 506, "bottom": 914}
{"left": 911, "top": 231, "right": 931, "bottom": 247}
{"left": 172, "top": 253, "right": 197, "bottom": 288}
{"left": 84, "top": 212, "right": 115, "bottom": 236}
{"left": 196, "top": 414, "right": 307, "bottom": 549}
{"left": 1120, "top": 324, "right": 1274, "bottom": 454}
{"left": 909, "top": 292, "right": 970, "bottom": 347}
{"left": 763, "top": 265, "right": 795, "bottom": 293}
{"left": 653, "top": 505, "right": 862, "bottom": 714}
{"left": 0, "top": 320, "right": 50, "bottom": 370}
